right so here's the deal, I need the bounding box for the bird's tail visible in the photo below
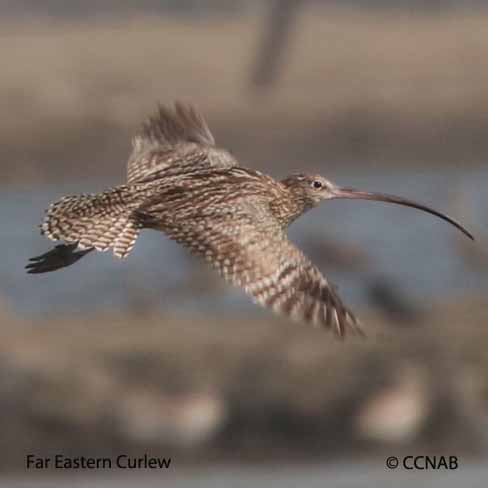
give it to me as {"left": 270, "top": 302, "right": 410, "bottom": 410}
{"left": 38, "top": 186, "right": 142, "bottom": 260}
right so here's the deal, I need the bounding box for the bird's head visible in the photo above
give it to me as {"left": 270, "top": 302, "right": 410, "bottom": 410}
{"left": 281, "top": 173, "right": 473, "bottom": 240}
{"left": 282, "top": 174, "right": 338, "bottom": 206}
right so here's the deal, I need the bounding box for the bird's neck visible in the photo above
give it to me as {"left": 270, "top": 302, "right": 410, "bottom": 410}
{"left": 270, "top": 183, "right": 313, "bottom": 228}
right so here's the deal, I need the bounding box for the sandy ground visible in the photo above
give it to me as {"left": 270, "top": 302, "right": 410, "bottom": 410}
{"left": 4, "top": 462, "right": 488, "bottom": 488}
{"left": 3, "top": 8, "right": 488, "bottom": 182}
{"left": 1, "top": 295, "right": 487, "bottom": 472}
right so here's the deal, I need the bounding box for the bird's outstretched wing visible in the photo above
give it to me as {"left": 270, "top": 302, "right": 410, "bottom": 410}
{"left": 264, "top": 242, "right": 363, "bottom": 337}
{"left": 127, "top": 102, "right": 237, "bottom": 184}
{"left": 149, "top": 204, "right": 363, "bottom": 338}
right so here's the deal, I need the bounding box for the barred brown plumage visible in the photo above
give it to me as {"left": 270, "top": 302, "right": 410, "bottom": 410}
{"left": 26, "top": 101, "right": 473, "bottom": 338}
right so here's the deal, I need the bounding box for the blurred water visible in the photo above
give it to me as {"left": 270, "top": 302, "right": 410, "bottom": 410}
{"left": 2, "top": 165, "right": 487, "bottom": 319}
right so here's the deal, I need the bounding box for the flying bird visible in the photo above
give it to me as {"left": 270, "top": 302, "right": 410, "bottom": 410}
{"left": 26, "top": 102, "right": 473, "bottom": 337}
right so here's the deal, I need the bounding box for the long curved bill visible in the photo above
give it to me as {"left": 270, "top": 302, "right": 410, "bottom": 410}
{"left": 331, "top": 186, "right": 474, "bottom": 241}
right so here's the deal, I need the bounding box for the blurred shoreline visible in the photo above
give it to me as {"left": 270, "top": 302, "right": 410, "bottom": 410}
{"left": 3, "top": 8, "right": 488, "bottom": 183}
{"left": 1, "top": 295, "right": 487, "bottom": 473}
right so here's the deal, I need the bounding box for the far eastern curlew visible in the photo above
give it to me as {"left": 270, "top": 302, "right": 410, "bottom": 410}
{"left": 26, "top": 102, "right": 473, "bottom": 337}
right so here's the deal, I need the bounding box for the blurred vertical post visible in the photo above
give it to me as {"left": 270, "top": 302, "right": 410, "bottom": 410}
{"left": 251, "top": 0, "right": 304, "bottom": 91}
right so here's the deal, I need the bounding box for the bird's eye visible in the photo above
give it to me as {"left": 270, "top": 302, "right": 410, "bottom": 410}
{"left": 312, "top": 180, "right": 323, "bottom": 189}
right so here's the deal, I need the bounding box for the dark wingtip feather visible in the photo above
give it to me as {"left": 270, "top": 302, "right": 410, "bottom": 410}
{"left": 26, "top": 244, "right": 92, "bottom": 274}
